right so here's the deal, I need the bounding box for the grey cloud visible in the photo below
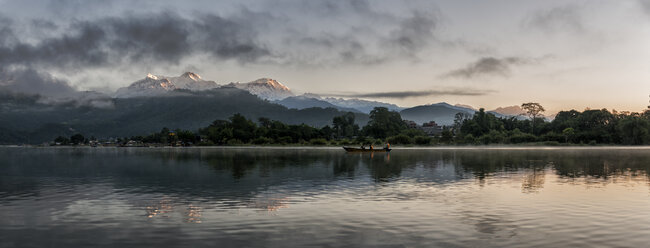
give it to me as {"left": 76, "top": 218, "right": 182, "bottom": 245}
{"left": 44, "top": 0, "right": 115, "bottom": 17}
{"left": 524, "top": 5, "right": 584, "bottom": 33}
{"left": 278, "top": 10, "right": 438, "bottom": 66}
{"left": 30, "top": 19, "right": 58, "bottom": 30}
{"left": 7, "top": 23, "right": 109, "bottom": 69}
{"left": 105, "top": 13, "right": 193, "bottom": 64}
{"left": 328, "top": 89, "right": 492, "bottom": 99}
{"left": 295, "top": 0, "right": 379, "bottom": 18}
{"left": 0, "top": 20, "right": 108, "bottom": 69}
{"left": 0, "top": 11, "right": 269, "bottom": 70}
{"left": 442, "top": 57, "right": 539, "bottom": 79}
{"left": 0, "top": 67, "right": 113, "bottom": 108}
{"left": 291, "top": 34, "right": 386, "bottom": 66}
{"left": 260, "top": 0, "right": 439, "bottom": 65}
{"left": 193, "top": 12, "right": 270, "bottom": 62}
{"left": 0, "top": 17, "right": 16, "bottom": 46}
{"left": 0, "top": 68, "right": 77, "bottom": 97}
{"left": 0, "top": 1, "right": 441, "bottom": 71}
{"left": 389, "top": 11, "right": 437, "bottom": 55}
{"left": 639, "top": 0, "right": 650, "bottom": 15}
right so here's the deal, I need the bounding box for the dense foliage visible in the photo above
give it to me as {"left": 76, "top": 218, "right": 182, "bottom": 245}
{"left": 49, "top": 104, "right": 650, "bottom": 146}
{"left": 454, "top": 108, "right": 650, "bottom": 145}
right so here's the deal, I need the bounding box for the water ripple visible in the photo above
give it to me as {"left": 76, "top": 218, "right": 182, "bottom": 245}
{"left": 2, "top": 147, "right": 650, "bottom": 247}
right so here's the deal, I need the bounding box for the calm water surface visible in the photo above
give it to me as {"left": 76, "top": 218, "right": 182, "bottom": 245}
{"left": 2, "top": 147, "right": 650, "bottom": 247}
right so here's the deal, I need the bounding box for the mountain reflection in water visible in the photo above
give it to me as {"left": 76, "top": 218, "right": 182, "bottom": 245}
{"left": 2, "top": 147, "right": 650, "bottom": 247}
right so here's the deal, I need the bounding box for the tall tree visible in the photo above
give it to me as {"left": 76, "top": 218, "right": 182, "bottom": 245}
{"left": 70, "top": 133, "right": 85, "bottom": 145}
{"left": 453, "top": 112, "right": 471, "bottom": 134}
{"left": 521, "top": 102, "right": 545, "bottom": 134}
{"left": 332, "top": 112, "right": 358, "bottom": 138}
{"left": 229, "top": 113, "right": 257, "bottom": 142}
{"left": 363, "top": 107, "right": 405, "bottom": 139}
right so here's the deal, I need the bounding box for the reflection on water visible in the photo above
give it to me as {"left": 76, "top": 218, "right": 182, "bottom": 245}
{"left": 2, "top": 147, "right": 650, "bottom": 247}
{"left": 522, "top": 169, "right": 546, "bottom": 193}
{"left": 185, "top": 205, "right": 202, "bottom": 223}
{"left": 249, "top": 196, "right": 289, "bottom": 212}
{"left": 145, "top": 199, "right": 173, "bottom": 218}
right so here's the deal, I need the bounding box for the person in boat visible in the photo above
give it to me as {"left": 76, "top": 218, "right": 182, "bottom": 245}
{"left": 385, "top": 142, "right": 390, "bottom": 149}
{"left": 370, "top": 144, "right": 374, "bottom": 150}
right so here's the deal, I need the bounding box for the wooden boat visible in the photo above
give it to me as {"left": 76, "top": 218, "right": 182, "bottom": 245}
{"left": 343, "top": 146, "right": 391, "bottom": 152}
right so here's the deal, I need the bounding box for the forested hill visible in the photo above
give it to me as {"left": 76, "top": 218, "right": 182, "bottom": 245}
{"left": 0, "top": 88, "right": 369, "bottom": 144}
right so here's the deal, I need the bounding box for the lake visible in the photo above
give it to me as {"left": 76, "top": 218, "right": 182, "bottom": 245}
{"left": 2, "top": 147, "right": 650, "bottom": 247}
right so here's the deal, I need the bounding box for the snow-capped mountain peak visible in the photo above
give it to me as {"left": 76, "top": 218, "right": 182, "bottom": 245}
{"left": 180, "top": 72, "right": 201, "bottom": 81}
{"left": 115, "top": 72, "right": 218, "bottom": 98}
{"left": 115, "top": 73, "right": 294, "bottom": 100}
{"left": 146, "top": 73, "right": 158, "bottom": 80}
{"left": 166, "top": 72, "right": 217, "bottom": 90}
{"left": 226, "top": 78, "right": 294, "bottom": 100}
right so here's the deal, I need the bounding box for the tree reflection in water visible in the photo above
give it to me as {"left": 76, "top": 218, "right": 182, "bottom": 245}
{"left": 4, "top": 147, "right": 650, "bottom": 210}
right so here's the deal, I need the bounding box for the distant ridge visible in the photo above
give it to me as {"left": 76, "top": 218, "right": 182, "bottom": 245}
{"left": 490, "top": 105, "right": 525, "bottom": 116}
{"left": 274, "top": 94, "right": 361, "bottom": 112}
{"left": 400, "top": 102, "right": 476, "bottom": 125}
{"left": 321, "top": 97, "right": 403, "bottom": 113}
{"left": 272, "top": 93, "right": 402, "bottom": 113}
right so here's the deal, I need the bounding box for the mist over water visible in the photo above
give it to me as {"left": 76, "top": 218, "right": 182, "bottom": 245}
{"left": 2, "top": 147, "right": 650, "bottom": 247}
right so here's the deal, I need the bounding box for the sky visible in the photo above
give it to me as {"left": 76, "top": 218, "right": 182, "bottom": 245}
{"left": 0, "top": 0, "right": 649, "bottom": 112}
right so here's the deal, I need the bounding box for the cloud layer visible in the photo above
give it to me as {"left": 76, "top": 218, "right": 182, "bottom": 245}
{"left": 0, "top": 12, "right": 269, "bottom": 70}
{"left": 327, "top": 89, "right": 492, "bottom": 99}
{"left": 0, "top": 68, "right": 76, "bottom": 97}
{"left": 442, "top": 57, "right": 540, "bottom": 79}
{"left": 0, "top": 1, "right": 442, "bottom": 70}
{"left": 524, "top": 5, "right": 584, "bottom": 33}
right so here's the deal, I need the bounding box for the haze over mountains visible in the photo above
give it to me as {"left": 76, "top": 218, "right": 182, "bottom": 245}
{"left": 0, "top": 72, "right": 535, "bottom": 144}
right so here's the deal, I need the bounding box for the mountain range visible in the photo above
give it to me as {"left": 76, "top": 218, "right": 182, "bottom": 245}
{"left": 114, "top": 72, "right": 407, "bottom": 114}
{"left": 0, "top": 72, "right": 538, "bottom": 144}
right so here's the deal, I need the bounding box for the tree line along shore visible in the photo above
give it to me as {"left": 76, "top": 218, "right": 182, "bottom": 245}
{"left": 49, "top": 103, "right": 650, "bottom": 147}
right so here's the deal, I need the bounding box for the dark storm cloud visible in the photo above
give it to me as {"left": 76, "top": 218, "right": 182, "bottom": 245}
{"left": 104, "top": 13, "right": 192, "bottom": 64}
{"left": 192, "top": 12, "right": 270, "bottom": 62}
{"left": 442, "top": 57, "right": 537, "bottom": 79}
{"left": 0, "top": 67, "right": 114, "bottom": 108}
{"left": 328, "top": 89, "right": 491, "bottom": 99}
{"left": 0, "top": 0, "right": 441, "bottom": 70}
{"left": 0, "top": 22, "right": 110, "bottom": 69}
{"left": 0, "top": 11, "right": 269, "bottom": 70}
{"left": 0, "top": 68, "right": 77, "bottom": 97}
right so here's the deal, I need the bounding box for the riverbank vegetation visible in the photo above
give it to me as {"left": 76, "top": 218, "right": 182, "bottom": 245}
{"left": 456, "top": 107, "right": 650, "bottom": 145}
{"left": 51, "top": 103, "right": 650, "bottom": 146}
